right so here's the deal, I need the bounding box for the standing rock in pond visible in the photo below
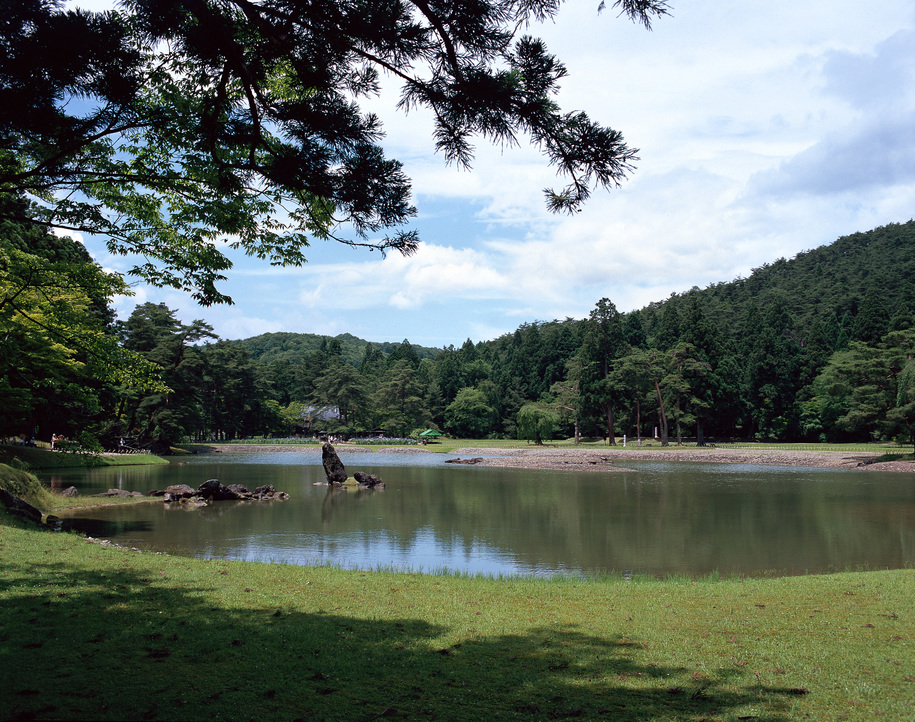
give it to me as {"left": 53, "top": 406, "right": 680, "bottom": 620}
{"left": 322, "top": 442, "right": 348, "bottom": 484}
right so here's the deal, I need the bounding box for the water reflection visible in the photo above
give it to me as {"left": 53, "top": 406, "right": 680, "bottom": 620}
{"left": 61, "top": 517, "right": 153, "bottom": 537}
{"left": 44, "top": 456, "right": 915, "bottom": 578}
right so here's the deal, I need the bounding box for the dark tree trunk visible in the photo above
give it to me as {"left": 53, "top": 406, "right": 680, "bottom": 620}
{"left": 653, "top": 380, "right": 669, "bottom": 446}
{"left": 606, "top": 403, "right": 615, "bottom": 446}
{"left": 636, "top": 397, "right": 642, "bottom": 445}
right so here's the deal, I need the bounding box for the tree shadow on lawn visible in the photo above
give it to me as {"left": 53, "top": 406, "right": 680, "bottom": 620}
{"left": 1, "top": 552, "right": 805, "bottom": 721}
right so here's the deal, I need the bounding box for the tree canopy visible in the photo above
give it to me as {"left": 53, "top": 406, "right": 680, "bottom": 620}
{"left": 1, "top": 0, "right": 667, "bottom": 304}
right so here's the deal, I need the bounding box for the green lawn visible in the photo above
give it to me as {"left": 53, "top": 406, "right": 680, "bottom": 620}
{"left": 1, "top": 481, "right": 912, "bottom": 720}
{"left": 0, "top": 444, "right": 168, "bottom": 470}
{"left": 415, "top": 438, "right": 909, "bottom": 455}
{"left": 194, "top": 437, "right": 908, "bottom": 455}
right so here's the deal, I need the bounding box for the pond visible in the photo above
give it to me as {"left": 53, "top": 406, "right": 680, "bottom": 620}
{"left": 42, "top": 452, "right": 915, "bottom": 578}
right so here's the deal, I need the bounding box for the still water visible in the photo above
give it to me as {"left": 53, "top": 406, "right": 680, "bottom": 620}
{"left": 42, "top": 452, "right": 915, "bottom": 578}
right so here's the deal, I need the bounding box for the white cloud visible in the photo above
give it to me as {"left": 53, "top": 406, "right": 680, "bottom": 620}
{"left": 296, "top": 243, "right": 508, "bottom": 312}
{"left": 52, "top": 228, "right": 83, "bottom": 244}
{"left": 72, "top": 0, "right": 915, "bottom": 346}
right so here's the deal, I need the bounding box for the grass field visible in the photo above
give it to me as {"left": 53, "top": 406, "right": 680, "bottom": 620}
{"left": 1, "top": 465, "right": 913, "bottom": 720}
{"left": 184, "top": 436, "right": 910, "bottom": 455}
{"left": 0, "top": 444, "right": 169, "bottom": 470}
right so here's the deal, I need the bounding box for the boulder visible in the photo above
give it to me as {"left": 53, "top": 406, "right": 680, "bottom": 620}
{"left": 165, "top": 484, "right": 196, "bottom": 498}
{"left": 322, "top": 443, "right": 348, "bottom": 484}
{"left": 60, "top": 486, "right": 79, "bottom": 497}
{"left": 197, "top": 479, "right": 243, "bottom": 500}
{"left": 93, "top": 488, "right": 144, "bottom": 497}
{"left": 252, "top": 484, "right": 289, "bottom": 500}
{"left": 353, "top": 471, "right": 385, "bottom": 489}
{"left": 0, "top": 488, "right": 43, "bottom": 525}
{"left": 193, "top": 479, "right": 288, "bottom": 501}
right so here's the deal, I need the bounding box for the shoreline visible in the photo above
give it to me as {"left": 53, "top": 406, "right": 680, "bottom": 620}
{"left": 450, "top": 446, "right": 915, "bottom": 472}
{"left": 186, "top": 443, "right": 915, "bottom": 472}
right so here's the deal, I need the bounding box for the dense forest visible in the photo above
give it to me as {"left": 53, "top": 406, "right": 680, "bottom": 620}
{"left": 4, "top": 216, "right": 915, "bottom": 450}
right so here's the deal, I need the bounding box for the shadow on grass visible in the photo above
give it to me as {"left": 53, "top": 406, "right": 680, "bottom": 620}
{"left": 1, "top": 536, "right": 803, "bottom": 720}
{"left": 864, "top": 452, "right": 915, "bottom": 465}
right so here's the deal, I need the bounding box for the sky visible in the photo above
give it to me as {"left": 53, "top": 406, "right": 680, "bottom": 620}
{"left": 72, "top": 0, "right": 915, "bottom": 349}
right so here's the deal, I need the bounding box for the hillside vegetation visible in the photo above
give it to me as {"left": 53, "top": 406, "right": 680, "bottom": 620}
{"left": 7, "top": 217, "right": 915, "bottom": 449}
{"left": 238, "top": 331, "right": 441, "bottom": 367}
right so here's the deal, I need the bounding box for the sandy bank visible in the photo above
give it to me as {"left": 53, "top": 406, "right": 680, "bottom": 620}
{"left": 449, "top": 446, "right": 915, "bottom": 473}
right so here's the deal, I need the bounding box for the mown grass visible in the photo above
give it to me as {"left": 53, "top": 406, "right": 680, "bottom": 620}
{"left": 421, "top": 438, "right": 906, "bottom": 455}
{"left": 868, "top": 452, "right": 915, "bottom": 464}
{"left": 0, "top": 445, "right": 168, "bottom": 470}
{"left": 1, "top": 503, "right": 912, "bottom": 720}
{"left": 182, "top": 436, "right": 908, "bottom": 456}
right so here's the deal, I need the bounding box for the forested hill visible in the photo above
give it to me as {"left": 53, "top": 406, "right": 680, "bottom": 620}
{"left": 9, "top": 216, "right": 914, "bottom": 448}
{"left": 636, "top": 220, "right": 915, "bottom": 343}
{"left": 237, "top": 332, "right": 441, "bottom": 367}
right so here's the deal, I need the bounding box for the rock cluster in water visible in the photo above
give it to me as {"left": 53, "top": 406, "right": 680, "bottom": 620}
{"left": 321, "top": 442, "right": 385, "bottom": 488}
{"left": 148, "top": 480, "right": 289, "bottom": 505}
{"left": 93, "top": 488, "right": 144, "bottom": 497}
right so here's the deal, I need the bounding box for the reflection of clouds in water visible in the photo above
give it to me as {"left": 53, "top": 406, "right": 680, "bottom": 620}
{"left": 48, "top": 459, "right": 912, "bottom": 578}
{"left": 235, "top": 528, "right": 530, "bottom": 577}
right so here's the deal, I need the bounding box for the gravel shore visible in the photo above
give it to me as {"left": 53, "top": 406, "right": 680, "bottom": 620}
{"left": 188, "top": 443, "right": 914, "bottom": 472}
{"left": 448, "top": 446, "right": 915, "bottom": 473}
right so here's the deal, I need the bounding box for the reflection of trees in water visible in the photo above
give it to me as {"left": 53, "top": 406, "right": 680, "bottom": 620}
{"left": 321, "top": 485, "right": 383, "bottom": 525}
{"left": 54, "top": 462, "right": 915, "bottom": 576}
{"left": 61, "top": 517, "right": 153, "bottom": 537}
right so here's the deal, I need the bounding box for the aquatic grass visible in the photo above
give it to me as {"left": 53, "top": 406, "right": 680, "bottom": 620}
{"left": 1, "top": 510, "right": 912, "bottom": 721}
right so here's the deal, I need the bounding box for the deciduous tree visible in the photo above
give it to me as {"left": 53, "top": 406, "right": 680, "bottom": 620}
{"left": 516, "top": 403, "right": 560, "bottom": 445}
{"left": 444, "top": 386, "right": 493, "bottom": 438}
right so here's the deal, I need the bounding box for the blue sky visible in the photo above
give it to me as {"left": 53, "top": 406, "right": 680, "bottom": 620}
{"left": 72, "top": 0, "right": 915, "bottom": 348}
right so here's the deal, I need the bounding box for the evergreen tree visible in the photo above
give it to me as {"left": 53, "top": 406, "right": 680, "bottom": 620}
{"left": 678, "top": 297, "right": 719, "bottom": 444}
{"left": 652, "top": 300, "right": 682, "bottom": 351}
{"left": 851, "top": 290, "right": 890, "bottom": 344}
{"left": 117, "top": 304, "right": 217, "bottom": 445}
{"left": 376, "top": 360, "right": 427, "bottom": 437}
{"left": 386, "top": 339, "right": 421, "bottom": 369}
{"left": 888, "top": 301, "right": 914, "bottom": 332}
{"left": 742, "top": 300, "right": 802, "bottom": 439}
{"left": 580, "top": 299, "right": 627, "bottom": 444}
{"left": 623, "top": 310, "right": 648, "bottom": 349}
